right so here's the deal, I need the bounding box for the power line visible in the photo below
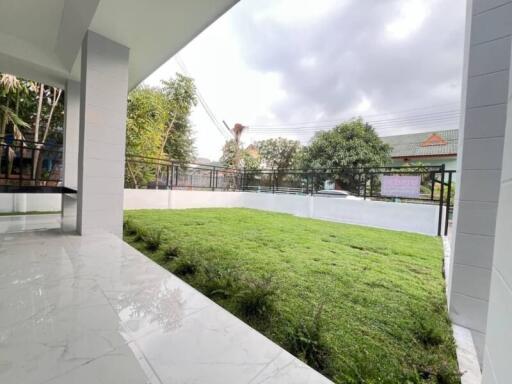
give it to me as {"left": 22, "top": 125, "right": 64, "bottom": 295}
{"left": 247, "top": 103, "right": 460, "bottom": 128}
{"left": 174, "top": 55, "right": 233, "bottom": 141}
{"left": 249, "top": 113, "right": 460, "bottom": 133}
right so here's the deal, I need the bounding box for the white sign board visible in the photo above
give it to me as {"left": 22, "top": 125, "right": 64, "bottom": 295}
{"left": 381, "top": 175, "right": 421, "bottom": 198}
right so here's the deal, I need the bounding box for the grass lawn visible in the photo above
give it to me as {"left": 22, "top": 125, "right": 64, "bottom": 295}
{"left": 124, "top": 208, "right": 459, "bottom": 384}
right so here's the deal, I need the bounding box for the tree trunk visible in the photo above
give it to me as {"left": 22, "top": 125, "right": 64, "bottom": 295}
{"left": 32, "top": 84, "right": 45, "bottom": 179}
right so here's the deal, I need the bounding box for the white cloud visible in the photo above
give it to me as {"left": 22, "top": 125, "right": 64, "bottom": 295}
{"left": 142, "top": 0, "right": 465, "bottom": 161}
{"left": 386, "top": 0, "right": 432, "bottom": 40}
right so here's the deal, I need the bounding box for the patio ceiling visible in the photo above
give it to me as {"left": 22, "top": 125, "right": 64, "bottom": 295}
{"left": 0, "top": 0, "right": 239, "bottom": 89}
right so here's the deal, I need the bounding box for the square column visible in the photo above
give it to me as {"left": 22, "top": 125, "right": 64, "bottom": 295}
{"left": 63, "top": 80, "right": 80, "bottom": 189}
{"left": 61, "top": 80, "right": 80, "bottom": 232}
{"left": 77, "top": 31, "right": 129, "bottom": 236}
{"left": 448, "top": 0, "right": 512, "bottom": 364}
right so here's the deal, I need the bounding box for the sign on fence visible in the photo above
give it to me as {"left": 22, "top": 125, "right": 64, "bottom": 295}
{"left": 381, "top": 175, "right": 421, "bottom": 198}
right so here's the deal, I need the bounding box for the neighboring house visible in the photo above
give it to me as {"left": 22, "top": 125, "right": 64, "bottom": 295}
{"left": 381, "top": 129, "right": 458, "bottom": 170}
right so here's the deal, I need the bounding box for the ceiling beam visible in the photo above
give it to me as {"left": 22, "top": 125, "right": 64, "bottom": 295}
{"left": 0, "top": 32, "right": 68, "bottom": 87}
{"left": 55, "top": 0, "right": 100, "bottom": 71}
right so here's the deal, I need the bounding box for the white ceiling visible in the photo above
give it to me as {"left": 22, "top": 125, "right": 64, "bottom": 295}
{"left": 0, "top": 0, "right": 239, "bottom": 89}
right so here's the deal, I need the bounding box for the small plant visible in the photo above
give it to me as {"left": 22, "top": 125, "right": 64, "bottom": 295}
{"left": 164, "top": 245, "right": 181, "bottom": 260}
{"left": 123, "top": 218, "right": 138, "bottom": 236}
{"left": 142, "top": 229, "right": 162, "bottom": 251}
{"left": 235, "top": 276, "right": 275, "bottom": 320}
{"left": 414, "top": 316, "right": 444, "bottom": 347}
{"left": 133, "top": 227, "right": 145, "bottom": 242}
{"left": 197, "top": 263, "right": 239, "bottom": 299}
{"left": 172, "top": 257, "right": 198, "bottom": 277}
{"left": 284, "top": 306, "right": 330, "bottom": 374}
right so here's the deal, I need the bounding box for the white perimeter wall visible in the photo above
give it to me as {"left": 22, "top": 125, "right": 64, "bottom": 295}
{"left": 124, "top": 189, "right": 442, "bottom": 236}
{"left": 0, "top": 194, "right": 61, "bottom": 213}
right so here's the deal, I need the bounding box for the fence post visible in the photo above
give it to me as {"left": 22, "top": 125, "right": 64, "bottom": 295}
{"left": 166, "top": 165, "right": 170, "bottom": 189}
{"left": 211, "top": 167, "right": 215, "bottom": 191}
{"left": 437, "top": 164, "right": 446, "bottom": 236}
{"left": 19, "top": 145, "right": 23, "bottom": 186}
{"left": 430, "top": 171, "right": 435, "bottom": 201}
{"left": 363, "top": 172, "right": 367, "bottom": 200}
{"left": 444, "top": 171, "right": 453, "bottom": 236}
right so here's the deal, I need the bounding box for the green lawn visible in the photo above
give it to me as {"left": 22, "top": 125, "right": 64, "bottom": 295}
{"left": 124, "top": 208, "right": 459, "bottom": 384}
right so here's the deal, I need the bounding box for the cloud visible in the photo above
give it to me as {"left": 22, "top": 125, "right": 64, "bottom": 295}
{"left": 145, "top": 0, "right": 466, "bottom": 159}
{"left": 230, "top": 0, "right": 465, "bottom": 140}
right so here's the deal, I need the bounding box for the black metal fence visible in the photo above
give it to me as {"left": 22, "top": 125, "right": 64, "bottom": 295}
{"left": 0, "top": 138, "right": 63, "bottom": 187}
{"left": 125, "top": 155, "right": 455, "bottom": 236}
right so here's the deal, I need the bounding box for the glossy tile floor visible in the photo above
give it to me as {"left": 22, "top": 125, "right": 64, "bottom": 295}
{"left": 0, "top": 213, "right": 61, "bottom": 234}
{"left": 0, "top": 230, "right": 331, "bottom": 384}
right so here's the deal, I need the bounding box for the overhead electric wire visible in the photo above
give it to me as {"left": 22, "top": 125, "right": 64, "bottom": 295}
{"left": 247, "top": 103, "right": 460, "bottom": 128}
{"left": 174, "top": 55, "right": 233, "bottom": 140}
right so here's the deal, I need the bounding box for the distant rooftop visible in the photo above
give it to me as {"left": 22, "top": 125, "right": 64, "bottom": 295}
{"left": 381, "top": 129, "right": 458, "bottom": 158}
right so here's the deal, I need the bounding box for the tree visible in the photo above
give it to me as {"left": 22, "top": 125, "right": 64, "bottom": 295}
{"left": 124, "top": 73, "right": 198, "bottom": 188}
{"left": 220, "top": 139, "right": 260, "bottom": 171}
{"left": 161, "top": 74, "right": 197, "bottom": 165}
{"left": 303, "top": 118, "right": 391, "bottom": 189}
{"left": 255, "top": 137, "right": 302, "bottom": 170}
{"left": 125, "top": 86, "right": 168, "bottom": 188}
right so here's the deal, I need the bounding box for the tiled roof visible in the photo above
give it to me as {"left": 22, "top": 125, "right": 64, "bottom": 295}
{"left": 381, "top": 129, "right": 458, "bottom": 158}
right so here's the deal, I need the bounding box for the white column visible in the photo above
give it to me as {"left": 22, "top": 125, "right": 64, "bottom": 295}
{"left": 77, "top": 31, "right": 129, "bottom": 236}
{"left": 448, "top": 0, "right": 511, "bottom": 364}
{"left": 63, "top": 80, "right": 80, "bottom": 189}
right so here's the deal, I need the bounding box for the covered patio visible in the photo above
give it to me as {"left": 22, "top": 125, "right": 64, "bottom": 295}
{"left": 0, "top": 229, "right": 329, "bottom": 383}
{"left": 0, "top": 0, "right": 331, "bottom": 383}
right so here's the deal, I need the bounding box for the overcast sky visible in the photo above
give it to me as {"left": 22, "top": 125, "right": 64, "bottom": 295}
{"left": 145, "top": 0, "right": 466, "bottom": 161}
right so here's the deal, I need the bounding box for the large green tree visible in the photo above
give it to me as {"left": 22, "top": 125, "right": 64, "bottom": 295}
{"left": 255, "top": 137, "right": 301, "bottom": 170}
{"left": 125, "top": 73, "right": 197, "bottom": 188}
{"left": 303, "top": 118, "right": 391, "bottom": 189}
{"left": 1, "top": 73, "right": 64, "bottom": 182}
{"left": 220, "top": 140, "right": 260, "bottom": 171}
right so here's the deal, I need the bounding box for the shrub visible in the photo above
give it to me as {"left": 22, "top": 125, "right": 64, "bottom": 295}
{"left": 133, "top": 227, "right": 145, "bottom": 242}
{"left": 284, "top": 306, "right": 331, "bottom": 374}
{"left": 414, "top": 316, "right": 444, "bottom": 347}
{"left": 172, "top": 257, "right": 198, "bottom": 277}
{"left": 197, "top": 263, "right": 239, "bottom": 299}
{"left": 164, "top": 245, "right": 181, "bottom": 260}
{"left": 235, "top": 276, "right": 275, "bottom": 320}
{"left": 123, "top": 218, "right": 138, "bottom": 236}
{"left": 142, "top": 229, "right": 162, "bottom": 251}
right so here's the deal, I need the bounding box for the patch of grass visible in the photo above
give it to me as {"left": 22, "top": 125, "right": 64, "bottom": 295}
{"left": 123, "top": 218, "right": 138, "bottom": 236}
{"left": 164, "top": 245, "right": 181, "bottom": 260}
{"left": 284, "top": 306, "right": 331, "bottom": 375}
{"left": 171, "top": 256, "right": 199, "bottom": 277}
{"left": 141, "top": 229, "right": 162, "bottom": 251}
{"left": 124, "top": 208, "right": 459, "bottom": 384}
{"left": 234, "top": 276, "right": 275, "bottom": 320}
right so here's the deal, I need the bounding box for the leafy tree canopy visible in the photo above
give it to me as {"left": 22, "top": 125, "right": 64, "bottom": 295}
{"left": 303, "top": 118, "right": 390, "bottom": 170}
{"left": 255, "top": 137, "right": 302, "bottom": 170}
{"left": 125, "top": 73, "right": 197, "bottom": 188}
{"left": 220, "top": 139, "right": 261, "bottom": 170}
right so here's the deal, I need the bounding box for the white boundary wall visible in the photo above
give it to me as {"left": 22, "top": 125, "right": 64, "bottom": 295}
{"left": 124, "top": 189, "right": 442, "bottom": 236}
{"left": 0, "top": 194, "right": 62, "bottom": 213}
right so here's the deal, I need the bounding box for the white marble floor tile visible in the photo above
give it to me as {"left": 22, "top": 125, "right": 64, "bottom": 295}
{"left": 0, "top": 230, "right": 331, "bottom": 384}
{"left": 0, "top": 214, "right": 61, "bottom": 234}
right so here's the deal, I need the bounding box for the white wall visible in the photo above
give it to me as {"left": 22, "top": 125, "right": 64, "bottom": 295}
{"left": 0, "top": 194, "right": 61, "bottom": 213}
{"left": 124, "top": 189, "right": 442, "bottom": 236}
{"left": 481, "top": 19, "right": 512, "bottom": 384}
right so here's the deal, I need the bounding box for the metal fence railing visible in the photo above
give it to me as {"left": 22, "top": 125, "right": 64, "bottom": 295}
{"left": 125, "top": 155, "right": 455, "bottom": 236}
{"left": 0, "top": 138, "right": 63, "bottom": 187}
